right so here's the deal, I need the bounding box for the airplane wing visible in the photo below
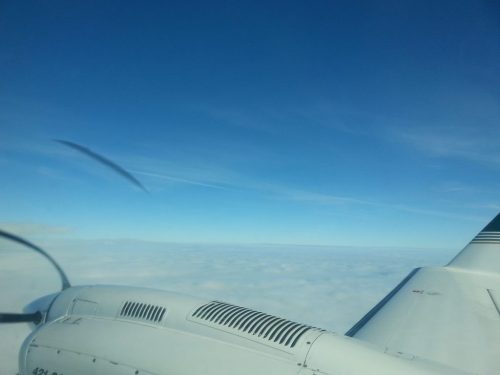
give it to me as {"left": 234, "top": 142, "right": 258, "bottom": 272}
{"left": 346, "top": 214, "right": 500, "bottom": 375}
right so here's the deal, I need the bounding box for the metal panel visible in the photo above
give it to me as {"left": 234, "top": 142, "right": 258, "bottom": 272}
{"left": 71, "top": 299, "right": 98, "bottom": 316}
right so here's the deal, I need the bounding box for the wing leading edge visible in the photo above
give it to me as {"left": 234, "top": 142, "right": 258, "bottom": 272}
{"left": 346, "top": 214, "right": 500, "bottom": 375}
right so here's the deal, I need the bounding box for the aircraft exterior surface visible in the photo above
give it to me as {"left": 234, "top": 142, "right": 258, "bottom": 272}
{"left": 7, "top": 214, "right": 500, "bottom": 375}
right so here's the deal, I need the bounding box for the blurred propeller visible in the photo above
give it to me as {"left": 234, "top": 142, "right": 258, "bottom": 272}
{"left": 0, "top": 229, "right": 70, "bottom": 290}
{"left": 0, "top": 229, "right": 69, "bottom": 324}
{"left": 55, "top": 139, "right": 148, "bottom": 193}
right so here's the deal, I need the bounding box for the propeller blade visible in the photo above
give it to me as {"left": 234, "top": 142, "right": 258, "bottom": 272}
{"left": 0, "top": 312, "right": 42, "bottom": 324}
{"left": 55, "top": 139, "right": 148, "bottom": 193}
{"left": 0, "top": 229, "right": 71, "bottom": 290}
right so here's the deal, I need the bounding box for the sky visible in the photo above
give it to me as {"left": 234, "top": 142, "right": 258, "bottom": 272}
{"left": 1, "top": 1, "right": 499, "bottom": 247}
{"left": 0, "top": 2, "right": 499, "bottom": 373}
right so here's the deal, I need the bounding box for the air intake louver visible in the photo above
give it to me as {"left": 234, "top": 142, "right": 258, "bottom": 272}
{"left": 191, "top": 301, "right": 323, "bottom": 348}
{"left": 119, "top": 301, "right": 167, "bottom": 323}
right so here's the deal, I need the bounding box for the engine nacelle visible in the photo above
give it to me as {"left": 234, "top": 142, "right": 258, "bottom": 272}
{"left": 19, "top": 285, "right": 458, "bottom": 375}
{"left": 19, "top": 285, "right": 317, "bottom": 375}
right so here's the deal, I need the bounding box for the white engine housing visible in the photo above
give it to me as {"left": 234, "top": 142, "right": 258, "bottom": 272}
{"left": 20, "top": 285, "right": 459, "bottom": 375}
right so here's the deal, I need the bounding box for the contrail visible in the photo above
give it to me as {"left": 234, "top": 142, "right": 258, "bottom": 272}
{"left": 55, "top": 139, "right": 148, "bottom": 193}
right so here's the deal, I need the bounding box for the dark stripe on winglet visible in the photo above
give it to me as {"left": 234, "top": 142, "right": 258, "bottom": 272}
{"left": 471, "top": 233, "right": 500, "bottom": 244}
{"left": 345, "top": 268, "right": 420, "bottom": 337}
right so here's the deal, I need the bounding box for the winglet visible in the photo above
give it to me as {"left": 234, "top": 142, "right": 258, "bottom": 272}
{"left": 448, "top": 213, "right": 500, "bottom": 273}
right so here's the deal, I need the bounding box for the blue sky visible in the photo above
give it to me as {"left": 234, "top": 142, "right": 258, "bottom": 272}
{"left": 1, "top": 1, "right": 499, "bottom": 248}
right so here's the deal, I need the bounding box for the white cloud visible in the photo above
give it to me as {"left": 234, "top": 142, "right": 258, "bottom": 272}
{"left": 0, "top": 239, "right": 456, "bottom": 374}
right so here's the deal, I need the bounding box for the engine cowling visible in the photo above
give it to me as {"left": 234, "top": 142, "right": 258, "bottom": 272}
{"left": 19, "top": 285, "right": 317, "bottom": 375}
{"left": 19, "top": 285, "right": 458, "bottom": 375}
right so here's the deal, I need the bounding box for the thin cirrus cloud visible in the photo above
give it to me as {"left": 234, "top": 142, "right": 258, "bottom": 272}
{"left": 387, "top": 126, "right": 500, "bottom": 166}
{"left": 132, "top": 163, "right": 364, "bottom": 206}
{"left": 130, "top": 159, "right": 483, "bottom": 223}
{"left": 132, "top": 170, "right": 226, "bottom": 190}
{"left": 277, "top": 96, "right": 500, "bottom": 169}
{"left": 0, "top": 134, "right": 487, "bottom": 224}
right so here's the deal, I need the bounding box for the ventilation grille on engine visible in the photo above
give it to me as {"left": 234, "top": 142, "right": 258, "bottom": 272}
{"left": 190, "top": 301, "right": 323, "bottom": 348}
{"left": 119, "top": 301, "right": 167, "bottom": 323}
